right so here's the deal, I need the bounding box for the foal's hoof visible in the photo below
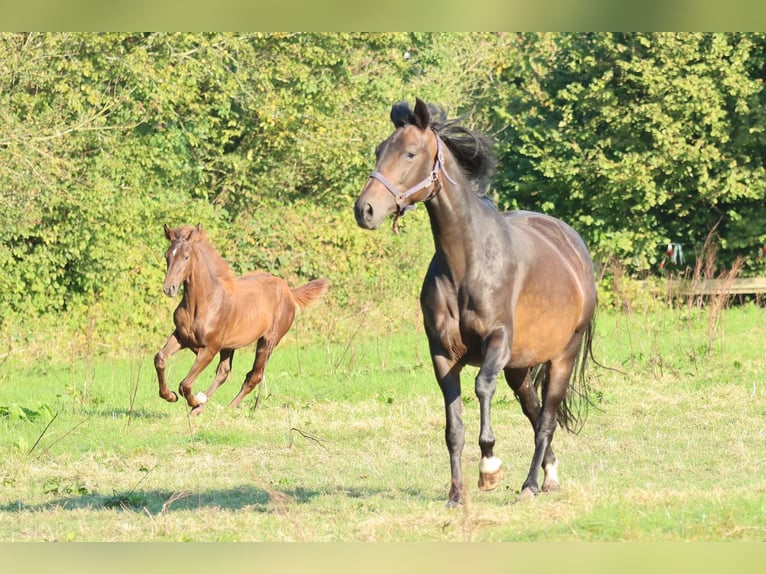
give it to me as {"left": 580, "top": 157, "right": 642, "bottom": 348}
{"left": 478, "top": 457, "right": 503, "bottom": 491}
{"left": 189, "top": 403, "right": 206, "bottom": 416}
{"left": 165, "top": 391, "right": 178, "bottom": 403}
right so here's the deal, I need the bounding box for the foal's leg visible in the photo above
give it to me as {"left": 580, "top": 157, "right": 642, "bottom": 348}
{"left": 229, "top": 337, "right": 274, "bottom": 408}
{"left": 505, "top": 367, "right": 559, "bottom": 495}
{"left": 154, "top": 332, "right": 183, "bottom": 403}
{"left": 476, "top": 328, "right": 512, "bottom": 492}
{"left": 200, "top": 349, "right": 235, "bottom": 403}
{"left": 177, "top": 347, "right": 218, "bottom": 412}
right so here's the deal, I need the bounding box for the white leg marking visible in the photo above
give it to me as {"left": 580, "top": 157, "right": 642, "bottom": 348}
{"left": 194, "top": 391, "right": 208, "bottom": 404}
{"left": 544, "top": 459, "right": 559, "bottom": 484}
{"left": 480, "top": 456, "right": 502, "bottom": 474}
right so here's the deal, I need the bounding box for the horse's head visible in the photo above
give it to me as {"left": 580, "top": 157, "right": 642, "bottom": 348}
{"left": 162, "top": 224, "right": 202, "bottom": 297}
{"left": 354, "top": 98, "right": 443, "bottom": 230}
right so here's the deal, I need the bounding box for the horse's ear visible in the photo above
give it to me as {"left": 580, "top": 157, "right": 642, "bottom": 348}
{"left": 413, "top": 98, "right": 431, "bottom": 130}
{"left": 164, "top": 224, "right": 171, "bottom": 241}
{"left": 390, "top": 101, "right": 414, "bottom": 128}
{"left": 183, "top": 225, "right": 196, "bottom": 242}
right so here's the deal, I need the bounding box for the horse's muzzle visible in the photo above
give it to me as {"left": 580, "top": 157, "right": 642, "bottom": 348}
{"left": 163, "top": 283, "right": 178, "bottom": 297}
{"left": 354, "top": 199, "right": 378, "bottom": 230}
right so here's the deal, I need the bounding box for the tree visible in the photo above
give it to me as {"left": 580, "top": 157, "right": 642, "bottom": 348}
{"left": 0, "top": 32, "right": 502, "bottom": 356}
{"left": 482, "top": 32, "right": 766, "bottom": 273}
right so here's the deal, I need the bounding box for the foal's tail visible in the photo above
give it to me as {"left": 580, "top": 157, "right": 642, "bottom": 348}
{"left": 531, "top": 315, "right": 597, "bottom": 435}
{"left": 291, "top": 278, "right": 329, "bottom": 310}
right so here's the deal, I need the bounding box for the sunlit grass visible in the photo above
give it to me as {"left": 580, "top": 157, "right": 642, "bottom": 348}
{"left": 0, "top": 304, "right": 764, "bottom": 540}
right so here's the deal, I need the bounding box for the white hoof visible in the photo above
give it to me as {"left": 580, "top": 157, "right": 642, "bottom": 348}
{"left": 194, "top": 391, "right": 208, "bottom": 404}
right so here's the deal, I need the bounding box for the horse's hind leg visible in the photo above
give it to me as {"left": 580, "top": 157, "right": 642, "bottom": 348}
{"left": 518, "top": 334, "right": 582, "bottom": 499}
{"left": 505, "top": 367, "right": 559, "bottom": 495}
{"left": 199, "top": 349, "right": 235, "bottom": 405}
{"left": 229, "top": 337, "right": 274, "bottom": 409}
{"left": 155, "top": 332, "right": 183, "bottom": 403}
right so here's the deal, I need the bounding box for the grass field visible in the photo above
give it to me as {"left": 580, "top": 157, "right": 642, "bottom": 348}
{"left": 0, "top": 302, "right": 764, "bottom": 541}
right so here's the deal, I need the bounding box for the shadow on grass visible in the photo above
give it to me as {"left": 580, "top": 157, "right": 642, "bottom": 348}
{"left": 91, "top": 408, "right": 171, "bottom": 420}
{"left": 1, "top": 484, "right": 433, "bottom": 515}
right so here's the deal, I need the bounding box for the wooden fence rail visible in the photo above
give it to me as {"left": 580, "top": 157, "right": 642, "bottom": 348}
{"left": 686, "top": 277, "right": 766, "bottom": 296}
{"left": 632, "top": 277, "right": 766, "bottom": 300}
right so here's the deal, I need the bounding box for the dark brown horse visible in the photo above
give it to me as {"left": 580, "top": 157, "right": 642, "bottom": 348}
{"left": 354, "top": 99, "right": 597, "bottom": 505}
{"left": 155, "top": 224, "right": 328, "bottom": 414}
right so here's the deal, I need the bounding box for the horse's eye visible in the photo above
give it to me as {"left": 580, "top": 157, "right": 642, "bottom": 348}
{"left": 405, "top": 151, "right": 416, "bottom": 160}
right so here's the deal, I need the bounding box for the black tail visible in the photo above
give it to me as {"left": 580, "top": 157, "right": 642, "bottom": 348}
{"left": 530, "top": 317, "right": 597, "bottom": 434}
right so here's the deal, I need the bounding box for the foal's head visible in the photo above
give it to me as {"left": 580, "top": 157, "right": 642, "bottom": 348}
{"left": 162, "top": 224, "right": 204, "bottom": 297}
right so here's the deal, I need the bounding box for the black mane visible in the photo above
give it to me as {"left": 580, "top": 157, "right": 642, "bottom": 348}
{"left": 391, "top": 101, "right": 497, "bottom": 192}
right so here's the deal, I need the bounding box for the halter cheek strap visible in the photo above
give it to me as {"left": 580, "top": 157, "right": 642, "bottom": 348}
{"left": 368, "top": 131, "right": 458, "bottom": 231}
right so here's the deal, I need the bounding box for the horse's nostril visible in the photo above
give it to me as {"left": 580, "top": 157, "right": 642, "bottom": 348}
{"left": 364, "top": 203, "right": 373, "bottom": 220}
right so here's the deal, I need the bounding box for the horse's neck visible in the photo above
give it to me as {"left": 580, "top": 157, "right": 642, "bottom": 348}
{"left": 183, "top": 245, "right": 229, "bottom": 310}
{"left": 426, "top": 178, "right": 494, "bottom": 280}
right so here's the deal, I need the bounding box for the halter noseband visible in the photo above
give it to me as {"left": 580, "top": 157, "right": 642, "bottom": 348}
{"left": 368, "top": 130, "right": 457, "bottom": 232}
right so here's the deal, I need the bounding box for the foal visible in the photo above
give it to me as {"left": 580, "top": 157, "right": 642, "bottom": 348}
{"left": 155, "top": 224, "right": 328, "bottom": 414}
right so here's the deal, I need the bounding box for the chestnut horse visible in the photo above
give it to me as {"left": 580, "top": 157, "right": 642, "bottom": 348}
{"left": 354, "top": 99, "right": 597, "bottom": 505}
{"left": 155, "top": 224, "right": 328, "bottom": 414}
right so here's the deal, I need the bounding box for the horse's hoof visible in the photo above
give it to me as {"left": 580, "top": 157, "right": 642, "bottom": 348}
{"left": 517, "top": 486, "right": 537, "bottom": 502}
{"left": 445, "top": 498, "right": 463, "bottom": 509}
{"left": 166, "top": 391, "right": 178, "bottom": 403}
{"left": 542, "top": 480, "right": 561, "bottom": 493}
{"left": 478, "top": 456, "right": 503, "bottom": 491}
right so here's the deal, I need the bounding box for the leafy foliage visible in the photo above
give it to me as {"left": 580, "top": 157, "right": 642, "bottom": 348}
{"left": 480, "top": 32, "right": 766, "bottom": 272}
{"left": 0, "top": 33, "right": 481, "bottom": 357}
{"left": 0, "top": 402, "right": 55, "bottom": 422}
{"left": 2, "top": 33, "right": 765, "bottom": 360}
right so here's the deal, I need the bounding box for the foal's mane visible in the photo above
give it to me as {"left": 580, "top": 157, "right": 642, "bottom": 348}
{"left": 168, "top": 225, "right": 235, "bottom": 282}
{"left": 391, "top": 101, "right": 497, "bottom": 191}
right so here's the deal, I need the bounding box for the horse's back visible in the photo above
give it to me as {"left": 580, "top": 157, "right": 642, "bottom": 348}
{"left": 238, "top": 270, "right": 276, "bottom": 283}
{"left": 503, "top": 211, "right": 593, "bottom": 275}
{"left": 234, "top": 271, "right": 292, "bottom": 306}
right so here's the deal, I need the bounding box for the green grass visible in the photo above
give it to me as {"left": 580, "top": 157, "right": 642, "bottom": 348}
{"left": 0, "top": 304, "right": 764, "bottom": 541}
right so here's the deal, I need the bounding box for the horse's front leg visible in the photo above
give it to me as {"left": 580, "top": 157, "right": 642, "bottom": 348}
{"left": 476, "top": 328, "right": 511, "bottom": 492}
{"left": 431, "top": 352, "right": 465, "bottom": 507}
{"left": 177, "top": 347, "right": 217, "bottom": 414}
{"left": 155, "top": 332, "right": 183, "bottom": 403}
